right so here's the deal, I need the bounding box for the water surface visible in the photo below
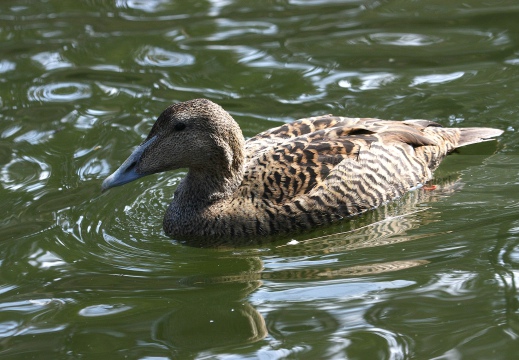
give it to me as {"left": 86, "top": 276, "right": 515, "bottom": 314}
{"left": 1, "top": 0, "right": 519, "bottom": 358}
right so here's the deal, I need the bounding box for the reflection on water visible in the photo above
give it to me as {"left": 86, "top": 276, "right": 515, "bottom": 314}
{"left": 154, "top": 301, "right": 266, "bottom": 351}
{"left": 28, "top": 83, "right": 92, "bottom": 103}
{"left": 1, "top": 0, "right": 519, "bottom": 358}
{"left": 134, "top": 46, "right": 196, "bottom": 67}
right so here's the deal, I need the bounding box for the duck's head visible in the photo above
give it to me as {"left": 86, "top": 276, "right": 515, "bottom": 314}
{"left": 102, "top": 98, "right": 244, "bottom": 191}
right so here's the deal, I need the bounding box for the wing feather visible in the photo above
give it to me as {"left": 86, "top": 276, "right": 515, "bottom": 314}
{"left": 240, "top": 115, "right": 458, "bottom": 209}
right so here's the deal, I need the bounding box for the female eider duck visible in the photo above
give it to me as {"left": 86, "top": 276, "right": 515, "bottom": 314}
{"left": 102, "top": 98, "right": 502, "bottom": 245}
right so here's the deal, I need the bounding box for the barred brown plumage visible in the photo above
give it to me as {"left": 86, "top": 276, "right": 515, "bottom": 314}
{"left": 102, "top": 98, "right": 503, "bottom": 246}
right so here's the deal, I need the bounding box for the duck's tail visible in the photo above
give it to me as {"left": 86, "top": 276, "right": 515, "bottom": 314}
{"left": 457, "top": 127, "right": 504, "bottom": 148}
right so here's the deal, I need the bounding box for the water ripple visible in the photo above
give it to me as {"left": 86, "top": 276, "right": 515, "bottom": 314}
{"left": 79, "top": 304, "right": 132, "bottom": 317}
{"left": 31, "top": 52, "right": 72, "bottom": 70}
{"left": 77, "top": 157, "right": 111, "bottom": 181}
{"left": 28, "top": 83, "right": 91, "bottom": 103}
{"left": 115, "top": 0, "right": 172, "bottom": 13}
{"left": 287, "top": 28, "right": 511, "bottom": 61}
{"left": 0, "top": 60, "right": 16, "bottom": 74}
{"left": 56, "top": 177, "right": 182, "bottom": 272}
{"left": 411, "top": 71, "right": 466, "bottom": 87}
{"left": 111, "top": 177, "right": 179, "bottom": 239}
{"left": 0, "top": 155, "right": 50, "bottom": 192}
{"left": 135, "top": 46, "right": 195, "bottom": 67}
{"left": 207, "top": 19, "right": 278, "bottom": 41}
{"left": 343, "top": 328, "right": 411, "bottom": 360}
{"left": 369, "top": 32, "right": 442, "bottom": 46}
{"left": 266, "top": 306, "right": 339, "bottom": 340}
{"left": 13, "top": 129, "right": 58, "bottom": 145}
{"left": 338, "top": 72, "right": 398, "bottom": 91}
{"left": 28, "top": 249, "right": 66, "bottom": 269}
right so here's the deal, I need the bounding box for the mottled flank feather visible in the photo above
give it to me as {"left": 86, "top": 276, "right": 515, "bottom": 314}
{"left": 102, "top": 99, "right": 503, "bottom": 246}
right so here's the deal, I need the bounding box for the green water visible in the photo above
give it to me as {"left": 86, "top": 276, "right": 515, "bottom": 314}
{"left": 1, "top": 0, "right": 519, "bottom": 358}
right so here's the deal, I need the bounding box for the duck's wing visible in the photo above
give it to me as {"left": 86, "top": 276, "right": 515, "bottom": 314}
{"left": 244, "top": 115, "right": 362, "bottom": 162}
{"left": 241, "top": 117, "right": 441, "bottom": 205}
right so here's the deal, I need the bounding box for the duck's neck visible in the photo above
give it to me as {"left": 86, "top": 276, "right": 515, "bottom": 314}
{"left": 164, "top": 163, "right": 244, "bottom": 239}
{"left": 167, "top": 133, "right": 245, "bottom": 214}
{"left": 176, "top": 165, "right": 244, "bottom": 207}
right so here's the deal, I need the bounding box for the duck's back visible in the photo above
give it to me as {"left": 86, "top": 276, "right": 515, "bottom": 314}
{"left": 232, "top": 115, "right": 500, "bottom": 235}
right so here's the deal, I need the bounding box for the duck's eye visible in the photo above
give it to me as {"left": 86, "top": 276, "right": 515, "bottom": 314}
{"left": 174, "top": 122, "right": 186, "bottom": 131}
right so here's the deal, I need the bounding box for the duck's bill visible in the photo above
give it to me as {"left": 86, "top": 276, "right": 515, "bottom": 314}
{"left": 101, "top": 136, "right": 156, "bottom": 191}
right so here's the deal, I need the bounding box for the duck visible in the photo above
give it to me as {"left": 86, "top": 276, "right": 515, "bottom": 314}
{"left": 102, "top": 98, "right": 503, "bottom": 246}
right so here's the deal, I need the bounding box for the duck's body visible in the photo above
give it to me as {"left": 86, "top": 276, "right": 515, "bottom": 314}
{"left": 102, "top": 99, "right": 502, "bottom": 246}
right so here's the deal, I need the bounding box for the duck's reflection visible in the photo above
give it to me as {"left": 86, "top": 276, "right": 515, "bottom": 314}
{"left": 155, "top": 177, "right": 461, "bottom": 352}
{"left": 153, "top": 301, "right": 267, "bottom": 351}
{"left": 267, "top": 306, "right": 339, "bottom": 341}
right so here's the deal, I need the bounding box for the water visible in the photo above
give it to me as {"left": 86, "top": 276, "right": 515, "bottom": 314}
{"left": 1, "top": 0, "right": 519, "bottom": 358}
